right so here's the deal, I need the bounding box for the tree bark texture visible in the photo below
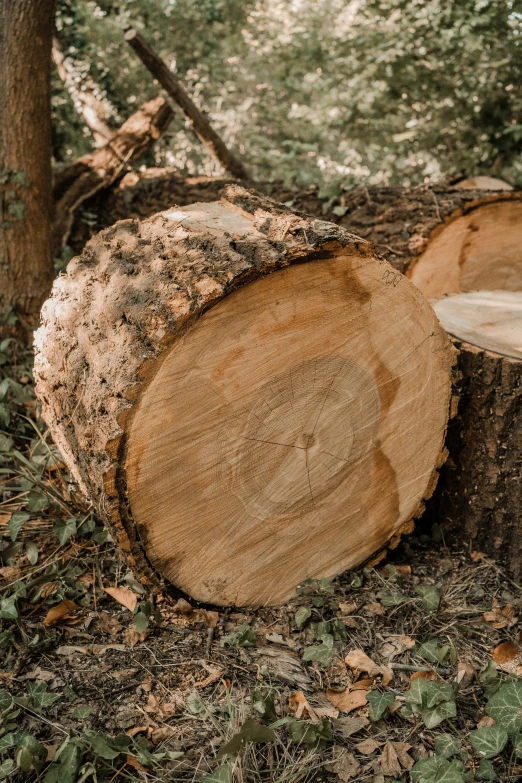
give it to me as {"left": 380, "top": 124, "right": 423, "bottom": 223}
{"left": 0, "top": 0, "right": 56, "bottom": 332}
{"left": 34, "top": 187, "right": 453, "bottom": 606}
{"left": 66, "top": 173, "right": 521, "bottom": 284}
{"left": 124, "top": 29, "right": 249, "bottom": 181}
{"left": 430, "top": 341, "right": 522, "bottom": 576}
{"left": 52, "top": 97, "right": 173, "bottom": 254}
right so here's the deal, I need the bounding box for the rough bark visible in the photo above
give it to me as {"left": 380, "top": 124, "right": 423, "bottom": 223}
{"left": 124, "top": 29, "right": 249, "bottom": 181}
{"left": 430, "top": 340, "right": 522, "bottom": 576}
{"left": 35, "top": 187, "right": 453, "bottom": 606}
{"left": 0, "top": 0, "right": 56, "bottom": 332}
{"left": 66, "top": 172, "right": 521, "bottom": 285}
{"left": 52, "top": 97, "right": 173, "bottom": 254}
{"left": 52, "top": 34, "right": 115, "bottom": 146}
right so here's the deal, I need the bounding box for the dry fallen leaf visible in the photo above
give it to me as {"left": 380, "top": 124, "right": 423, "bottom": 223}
{"left": 395, "top": 565, "right": 412, "bottom": 577}
{"left": 363, "top": 602, "right": 386, "bottom": 617}
{"left": 334, "top": 715, "right": 369, "bottom": 739}
{"left": 56, "top": 644, "right": 126, "bottom": 656}
{"left": 103, "top": 586, "right": 138, "bottom": 613}
{"left": 470, "top": 551, "right": 486, "bottom": 562}
{"left": 456, "top": 661, "right": 476, "bottom": 686}
{"left": 380, "top": 743, "right": 402, "bottom": 777}
{"left": 326, "top": 747, "right": 360, "bottom": 782}
{"left": 123, "top": 627, "right": 149, "bottom": 647}
{"left": 345, "top": 649, "right": 393, "bottom": 686}
{"left": 492, "top": 641, "right": 520, "bottom": 664}
{"left": 315, "top": 705, "right": 339, "bottom": 719}
{"left": 338, "top": 602, "right": 357, "bottom": 615}
{"left": 96, "top": 611, "right": 123, "bottom": 635}
{"left": 288, "top": 690, "right": 319, "bottom": 722}
{"left": 477, "top": 715, "right": 496, "bottom": 729}
{"left": 356, "top": 739, "right": 380, "bottom": 755}
{"left": 391, "top": 741, "right": 415, "bottom": 770}
{"left": 194, "top": 668, "right": 224, "bottom": 688}
{"left": 409, "top": 669, "right": 436, "bottom": 683}
{"left": 171, "top": 598, "right": 219, "bottom": 628}
{"left": 0, "top": 565, "right": 22, "bottom": 581}
{"left": 43, "top": 599, "right": 80, "bottom": 627}
{"left": 327, "top": 687, "right": 369, "bottom": 714}
{"left": 126, "top": 755, "right": 147, "bottom": 771}
{"left": 20, "top": 668, "right": 55, "bottom": 682}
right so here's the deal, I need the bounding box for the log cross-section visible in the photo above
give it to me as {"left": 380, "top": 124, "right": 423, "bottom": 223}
{"left": 35, "top": 188, "right": 454, "bottom": 606}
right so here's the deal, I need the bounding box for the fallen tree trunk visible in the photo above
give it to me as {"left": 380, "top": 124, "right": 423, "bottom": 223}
{"left": 65, "top": 175, "right": 522, "bottom": 293}
{"left": 431, "top": 291, "right": 522, "bottom": 574}
{"left": 34, "top": 187, "right": 453, "bottom": 606}
{"left": 52, "top": 96, "right": 173, "bottom": 254}
{"left": 52, "top": 34, "right": 115, "bottom": 146}
{"left": 124, "top": 28, "right": 249, "bottom": 181}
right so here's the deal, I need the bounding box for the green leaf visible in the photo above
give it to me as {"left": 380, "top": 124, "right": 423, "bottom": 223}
{"left": 416, "top": 638, "right": 450, "bottom": 664}
{"left": 410, "top": 756, "right": 465, "bottom": 783}
{"left": 470, "top": 725, "right": 508, "bottom": 758}
{"left": 416, "top": 585, "right": 441, "bottom": 611}
{"left": 25, "top": 540, "right": 38, "bottom": 565}
{"left": 72, "top": 705, "right": 94, "bottom": 720}
{"left": 287, "top": 717, "right": 332, "bottom": 747}
{"left": 10, "top": 170, "right": 27, "bottom": 186}
{"left": 202, "top": 764, "right": 233, "bottom": 783}
{"left": 220, "top": 623, "right": 257, "bottom": 648}
{"left": 435, "top": 734, "right": 462, "bottom": 758}
{"left": 7, "top": 511, "right": 29, "bottom": 541}
{"left": 486, "top": 681, "right": 522, "bottom": 734}
{"left": 15, "top": 746, "right": 33, "bottom": 773}
{"left": 295, "top": 606, "right": 312, "bottom": 627}
{"left": 0, "top": 689, "right": 13, "bottom": 711}
{"left": 513, "top": 733, "right": 522, "bottom": 757}
{"left": 85, "top": 732, "right": 121, "bottom": 760}
{"left": 422, "top": 698, "right": 457, "bottom": 729}
{"left": 217, "top": 720, "right": 275, "bottom": 757}
{"left": 0, "top": 760, "right": 14, "bottom": 780}
{"left": 43, "top": 737, "right": 83, "bottom": 783}
{"left": 133, "top": 611, "right": 149, "bottom": 632}
{"left": 377, "top": 589, "right": 408, "bottom": 606}
{"left": 28, "top": 682, "right": 61, "bottom": 711}
{"left": 0, "top": 596, "right": 17, "bottom": 620}
{"left": 252, "top": 688, "right": 277, "bottom": 722}
{"left": 7, "top": 201, "right": 25, "bottom": 221}
{"left": 476, "top": 759, "right": 497, "bottom": 780}
{"left": 53, "top": 518, "right": 77, "bottom": 546}
{"left": 302, "top": 633, "right": 336, "bottom": 666}
{"left": 366, "top": 690, "right": 395, "bottom": 721}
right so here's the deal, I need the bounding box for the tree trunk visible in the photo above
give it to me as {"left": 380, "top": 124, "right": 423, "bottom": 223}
{"left": 0, "top": 0, "right": 56, "bottom": 332}
{"left": 52, "top": 97, "right": 173, "bottom": 254}
{"left": 430, "top": 292, "right": 522, "bottom": 576}
{"left": 65, "top": 175, "right": 522, "bottom": 296}
{"left": 35, "top": 188, "right": 453, "bottom": 606}
{"left": 52, "top": 34, "right": 115, "bottom": 146}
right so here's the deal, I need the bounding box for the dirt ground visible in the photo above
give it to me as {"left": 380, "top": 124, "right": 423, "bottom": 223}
{"left": 1, "top": 335, "right": 522, "bottom": 783}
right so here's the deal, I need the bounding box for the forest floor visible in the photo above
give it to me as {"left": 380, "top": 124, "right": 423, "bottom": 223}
{"left": 1, "top": 342, "right": 522, "bottom": 783}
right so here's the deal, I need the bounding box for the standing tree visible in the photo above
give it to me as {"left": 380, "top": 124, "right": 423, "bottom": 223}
{"left": 0, "top": 0, "right": 56, "bottom": 334}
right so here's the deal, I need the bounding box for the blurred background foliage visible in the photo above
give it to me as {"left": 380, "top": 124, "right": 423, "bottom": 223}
{"left": 53, "top": 0, "right": 522, "bottom": 188}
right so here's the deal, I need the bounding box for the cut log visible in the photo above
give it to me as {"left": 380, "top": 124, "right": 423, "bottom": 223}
{"left": 35, "top": 188, "right": 454, "bottom": 605}
{"left": 52, "top": 97, "right": 173, "bottom": 254}
{"left": 65, "top": 177, "right": 522, "bottom": 295}
{"left": 430, "top": 291, "right": 522, "bottom": 575}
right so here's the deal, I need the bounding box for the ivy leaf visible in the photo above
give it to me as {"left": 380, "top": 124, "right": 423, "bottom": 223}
{"left": 476, "top": 759, "right": 497, "bottom": 780}
{"left": 85, "top": 732, "right": 121, "bottom": 760}
{"left": 366, "top": 690, "right": 395, "bottom": 721}
{"left": 72, "top": 705, "right": 94, "bottom": 720}
{"left": 133, "top": 612, "right": 149, "bottom": 633}
{"left": 512, "top": 733, "right": 522, "bottom": 757}
{"left": 0, "top": 689, "right": 13, "bottom": 711}
{"left": 0, "top": 596, "right": 17, "bottom": 620}
{"left": 43, "top": 737, "right": 83, "bottom": 783}
{"left": 422, "top": 698, "right": 457, "bottom": 729}
{"left": 295, "top": 606, "right": 312, "bottom": 627}
{"left": 0, "top": 760, "right": 14, "bottom": 781}
{"left": 410, "top": 756, "right": 465, "bottom": 783}
{"left": 28, "top": 682, "right": 61, "bottom": 711}
{"left": 220, "top": 623, "right": 257, "bottom": 648}
{"left": 416, "top": 638, "right": 450, "bottom": 664}
{"left": 287, "top": 717, "right": 332, "bottom": 747}
{"left": 486, "top": 681, "right": 522, "bottom": 734}
{"left": 7, "top": 511, "right": 29, "bottom": 542}
{"left": 470, "top": 725, "right": 508, "bottom": 758}
{"left": 302, "top": 633, "right": 336, "bottom": 666}
{"left": 435, "top": 734, "right": 462, "bottom": 758}
{"left": 202, "top": 764, "right": 233, "bottom": 783}
{"left": 53, "top": 518, "right": 77, "bottom": 546}
{"left": 416, "top": 585, "right": 441, "bottom": 611}
{"left": 217, "top": 720, "right": 275, "bottom": 758}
